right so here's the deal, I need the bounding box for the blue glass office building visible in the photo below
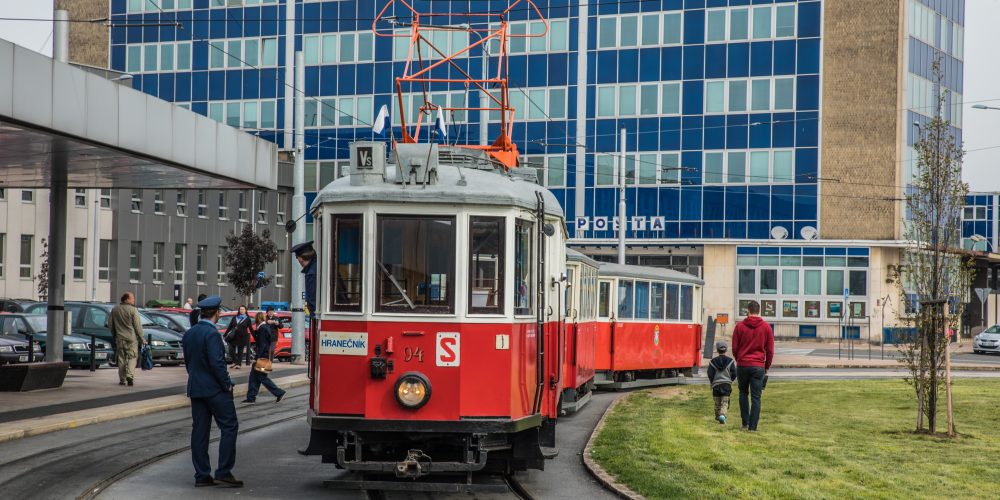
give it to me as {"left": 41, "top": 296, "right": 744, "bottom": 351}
{"left": 109, "top": 0, "right": 965, "bottom": 339}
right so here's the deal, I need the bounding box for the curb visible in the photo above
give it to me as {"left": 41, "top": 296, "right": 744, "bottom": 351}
{"left": 770, "top": 363, "right": 1000, "bottom": 371}
{"left": 582, "top": 394, "right": 646, "bottom": 500}
{"left": 0, "top": 374, "right": 310, "bottom": 444}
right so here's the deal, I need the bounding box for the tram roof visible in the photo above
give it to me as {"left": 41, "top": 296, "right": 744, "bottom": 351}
{"left": 312, "top": 163, "right": 564, "bottom": 218}
{"left": 566, "top": 248, "right": 600, "bottom": 268}
{"left": 598, "top": 262, "right": 705, "bottom": 285}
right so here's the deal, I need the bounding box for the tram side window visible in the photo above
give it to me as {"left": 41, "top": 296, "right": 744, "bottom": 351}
{"left": 598, "top": 281, "right": 610, "bottom": 318}
{"left": 376, "top": 215, "right": 456, "bottom": 313}
{"left": 514, "top": 219, "right": 533, "bottom": 315}
{"left": 634, "top": 281, "right": 650, "bottom": 320}
{"left": 469, "top": 216, "right": 504, "bottom": 314}
{"left": 679, "top": 284, "right": 694, "bottom": 321}
{"left": 617, "top": 280, "right": 634, "bottom": 319}
{"left": 331, "top": 214, "right": 363, "bottom": 311}
{"left": 665, "top": 283, "right": 679, "bottom": 320}
{"left": 650, "top": 282, "right": 665, "bottom": 320}
{"left": 564, "top": 267, "right": 575, "bottom": 316}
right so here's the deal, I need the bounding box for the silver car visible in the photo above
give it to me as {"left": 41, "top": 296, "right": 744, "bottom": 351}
{"left": 974, "top": 325, "right": 1000, "bottom": 354}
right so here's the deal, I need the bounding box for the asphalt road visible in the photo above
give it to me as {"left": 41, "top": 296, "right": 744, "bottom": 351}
{"left": 791, "top": 347, "right": 1000, "bottom": 365}
{"left": 0, "top": 384, "right": 620, "bottom": 500}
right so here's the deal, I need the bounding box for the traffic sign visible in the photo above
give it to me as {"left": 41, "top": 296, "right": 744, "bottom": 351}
{"left": 975, "top": 288, "right": 992, "bottom": 304}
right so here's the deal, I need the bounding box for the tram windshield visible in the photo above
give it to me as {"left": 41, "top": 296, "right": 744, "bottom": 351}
{"left": 469, "top": 217, "right": 504, "bottom": 314}
{"left": 376, "top": 215, "right": 456, "bottom": 313}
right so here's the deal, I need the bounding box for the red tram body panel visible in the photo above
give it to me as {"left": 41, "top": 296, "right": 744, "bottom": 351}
{"left": 593, "top": 322, "right": 702, "bottom": 372}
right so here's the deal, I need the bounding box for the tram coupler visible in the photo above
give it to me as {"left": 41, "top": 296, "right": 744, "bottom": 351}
{"left": 395, "top": 450, "right": 432, "bottom": 479}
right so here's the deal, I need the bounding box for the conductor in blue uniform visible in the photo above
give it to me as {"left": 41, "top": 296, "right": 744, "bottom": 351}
{"left": 292, "top": 241, "right": 317, "bottom": 319}
{"left": 182, "top": 296, "right": 242, "bottom": 488}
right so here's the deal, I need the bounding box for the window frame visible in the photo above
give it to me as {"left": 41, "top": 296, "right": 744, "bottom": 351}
{"left": 331, "top": 214, "right": 364, "bottom": 313}
{"left": 375, "top": 214, "right": 458, "bottom": 315}
{"left": 468, "top": 216, "right": 506, "bottom": 315}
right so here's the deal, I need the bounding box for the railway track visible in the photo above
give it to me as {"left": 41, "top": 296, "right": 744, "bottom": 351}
{"left": 362, "top": 473, "right": 536, "bottom": 500}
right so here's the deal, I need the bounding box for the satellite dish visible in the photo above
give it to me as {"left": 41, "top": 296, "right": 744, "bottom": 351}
{"left": 770, "top": 226, "right": 788, "bottom": 240}
{"left": 800, "top": 226, "right": 818, "bottom": 240}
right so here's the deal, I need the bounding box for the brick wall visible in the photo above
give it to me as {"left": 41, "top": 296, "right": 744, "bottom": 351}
{"left": 54, "top": 0, "right": 109, "bottom": 68}
{"left": 820, "top": 0, "right": 903, "bottom": 240}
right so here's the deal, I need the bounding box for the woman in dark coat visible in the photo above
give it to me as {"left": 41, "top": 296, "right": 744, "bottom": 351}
{"left": 241, "top": 312, "right": 286, "bottom": 404}
{"left": 224, "top": 305, "right": 253, "bottom": 369}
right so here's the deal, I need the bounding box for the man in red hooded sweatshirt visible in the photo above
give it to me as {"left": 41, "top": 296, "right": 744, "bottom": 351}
{"left": 731, "top": 300, "right": 774, "bottom": 432}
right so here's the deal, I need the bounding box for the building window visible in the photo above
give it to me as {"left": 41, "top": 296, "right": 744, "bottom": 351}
{"left": 99, "top": 239, "right": 111, "bottom": 280}
{"left": 238, "top": 191, "right": 248, "bottom": 221}
{"left": 100, "top": 189, "right": 111, "bottom": 208}
{"left": 21, "top": 190, "right": 33, "bottom": 203}
{"left": 130, "top": 189, "right": 142, "bottom": 212}
{"left": 257, "top": 191, "right": 267, "bottom": 224}
{"left": 275, "top": 249, "right": 284, "bottom": 287}
{"left": 152, "top": 242, "right": 164, "bottom": 282}
{"left": 74, "top": 189, "right": 86, "bottom": 207}
{"left": 176, "top": 190, "right": 187, "bottom": 216}
{"left": 217, "top": 247, "right": 227, "bottom": 285}
{"left": 72, "top": 238, "right": 85, "bottom": 280}
{"left": 153, "top": 189, "right": 164, "bottom": 214}
{"left": 197, "top": 190, "right": 207, "bottom": 217}
{"left": 0, "top": 188, "right": 5, "bottom": 200}
{"left": 0, "top": 233, "right": 4, "bottom": 278}
{"left": 196, "top": 245, "right": 207, "bottom": 284}
{"left": 703, "top": 149, "right": 795, "bottom": 185}
{"left": 18, "top": 235, "right": 33, "bottom": 279}
{"left": 174, "top": 244, "right": 186, "bottom": 283}
{"left": 276, "top": 193, "right": 286, "bottom": 223}
{"left": 207, "top": 36, "right": 281, "bottom": 70}
{"left": 129, "top": 241, "right": 141, "bottom": 282}
{"left": 218, "top": 191, "right": 228, "bottom": 219}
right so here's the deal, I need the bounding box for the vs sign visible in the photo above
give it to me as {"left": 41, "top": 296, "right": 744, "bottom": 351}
{"left": 436, "top": 332, "right": 460, "bottom": 367}
{"left": 356, "top": 146, "right": 374, "bottom": 170}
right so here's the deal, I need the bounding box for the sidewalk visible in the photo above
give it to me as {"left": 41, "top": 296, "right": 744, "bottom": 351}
{"left": 0, "top": 363, "right": 309, "bottom": 443}
{"left": 701, "top": 338, "right": 1000, "bottom": 370}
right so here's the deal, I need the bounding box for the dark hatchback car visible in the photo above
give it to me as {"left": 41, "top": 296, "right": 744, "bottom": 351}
{"left": 24, "top": 302, "right": 184, "bottom": 366}
{"left": 0, "top": 314, "right": 114, "bottom": 368}
{"left": 0, "top": 299, "right": 39, "bottom": 313}
{"left": 142, "top": 309, "right": 192, "bottom": 335}
{"left": 0, "top": 335, "right": 42, "bottom": 365}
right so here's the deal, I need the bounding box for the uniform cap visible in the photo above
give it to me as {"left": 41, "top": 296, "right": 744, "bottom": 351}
{"left": 197, "top": 296, "right": 222, "bottom": 309}
{"left": 291, "top": 241, "right": 315, "bottom": 256}
{"left": 715, "top": 341, "right": 728, "bottom": 352}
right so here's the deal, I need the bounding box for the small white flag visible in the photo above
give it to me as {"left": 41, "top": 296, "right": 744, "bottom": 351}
{"left": 434, "top": 107, "right": 448, "bottom": 138}
{"left": 372, "top": 104, "right": 390, "bottom": 135}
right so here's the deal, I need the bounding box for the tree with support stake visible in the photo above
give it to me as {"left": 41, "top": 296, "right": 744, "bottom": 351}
{"left": 896, "top": 60, "right": 971, "bottom": 438}
{"left": 223, "top": 225, "right": 278, "bottom": 306}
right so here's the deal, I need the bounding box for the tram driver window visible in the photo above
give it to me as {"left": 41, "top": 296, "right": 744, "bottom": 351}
{"left": 514, "top": 219, "right": 533, "bottom": 315}
{"left": 331, "top": 214, "right": 362, "bottom": 312}
{"left": 376, "top": 215, "right": 456, "bottom": 313}
{"left": 469, "top": 216, "right": 505, "bottom": 314}
{"left": 617, "top": 280, "right": 634, "bottom": 319}
{"left": 598, "top": 281, "right": 611, "bottom": 318}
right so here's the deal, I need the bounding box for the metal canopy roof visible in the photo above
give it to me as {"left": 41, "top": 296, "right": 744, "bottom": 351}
{"left": 0, "top": 38, "right": 276, "bottom": 189}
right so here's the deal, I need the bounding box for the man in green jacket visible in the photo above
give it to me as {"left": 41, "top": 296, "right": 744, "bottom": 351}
{"left": 111, "top": 292, "right": 145, "bottom": 386}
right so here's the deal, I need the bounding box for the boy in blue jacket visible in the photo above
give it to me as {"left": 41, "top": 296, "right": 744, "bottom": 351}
{"left": 707, "top": 341, "right": 737, "bottom": 424}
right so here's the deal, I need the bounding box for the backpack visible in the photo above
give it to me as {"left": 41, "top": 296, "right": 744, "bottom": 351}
{"left": 710, "top": 358, "right": 735, "bottom": 388}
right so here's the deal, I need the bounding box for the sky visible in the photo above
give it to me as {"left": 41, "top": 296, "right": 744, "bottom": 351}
{"left": 0, "top": 0, "right": 997, "bottom": 191}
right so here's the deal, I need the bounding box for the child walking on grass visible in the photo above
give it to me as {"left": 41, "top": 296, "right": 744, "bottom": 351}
{"left": 707, "top": 341, "right": 737, "bottom": 424}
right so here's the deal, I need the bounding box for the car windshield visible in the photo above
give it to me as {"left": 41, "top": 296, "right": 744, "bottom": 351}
{"left": 138, "top": 312, "right": 159, "bottom": 327}
{"left": 23, "top": 316, "right": 47, "bottom": 332}
{"left": 167, "top": 314, "right": 191, "bottom": 329}
{"left": 216, "top": 315, "right": 233, "bottom": 328}
{"left": 984, "top": 325, "right": 1000, "bottom": 334}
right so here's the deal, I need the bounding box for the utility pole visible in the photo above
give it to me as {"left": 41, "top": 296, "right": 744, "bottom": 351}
{"left": 944, "top": 303, "right": 954, "bottom": 436}
{"left": 46, "top": 10, "right": 70, "bottom": 362}
{"left": 290, "top": 51, "right": 306, "bottom": 365}
{"left": 617, "top": 127, "right": 626, "bottom": 265}
{"left": 91, "top": 195, "right": 99, "bottom": 301}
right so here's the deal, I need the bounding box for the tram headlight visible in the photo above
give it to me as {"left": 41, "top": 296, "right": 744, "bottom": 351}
{"left": 394, "top": 372, "right": 431, "bottom": 409}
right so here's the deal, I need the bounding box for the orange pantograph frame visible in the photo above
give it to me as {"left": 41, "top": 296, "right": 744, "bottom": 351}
{"left": 373, "top": 0, "right": 547, "bottom": 169}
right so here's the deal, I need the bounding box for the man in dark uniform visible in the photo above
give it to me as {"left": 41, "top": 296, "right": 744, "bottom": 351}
{"left": 182, "top": 296, "right": 242, "bottom": 488}
{"left": 291, "top": 241, "right": 317, "bottom": 319}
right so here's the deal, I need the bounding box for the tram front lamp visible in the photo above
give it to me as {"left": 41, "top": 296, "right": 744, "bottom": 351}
{"left": 394, "top": 372, "right": 431, "bottom": 409}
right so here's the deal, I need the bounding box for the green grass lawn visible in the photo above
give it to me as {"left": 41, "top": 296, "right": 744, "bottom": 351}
{"left": 591, "top": 379, "right": 1000, "bottom": 499}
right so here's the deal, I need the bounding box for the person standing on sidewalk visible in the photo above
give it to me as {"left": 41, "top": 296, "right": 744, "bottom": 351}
{"left": 189, "top": 294, "right": 207, "bottom": 328}
{"left": 182, "top": 295, "right": 242, "bottom": 488}
{"left": 223, "top": 306, "right": 252, "bottom": 369}
{"left": 731, "top": 301, "right": 774, "bottom": 432}
{"left": 242, "top": 312, "right": 286, "bottom": 405}
{"left": 110, "top": 292, "right": 145, "bottom": 387}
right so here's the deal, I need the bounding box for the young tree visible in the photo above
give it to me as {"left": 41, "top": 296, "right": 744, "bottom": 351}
{"left": 35, "top": 238, "right": 49, "bottom": 301}
{"left": 898, "top": 62, "right": 970, "bottom": 437}
{"left": 223, "top": 225, "right": 279, "bottom": 303}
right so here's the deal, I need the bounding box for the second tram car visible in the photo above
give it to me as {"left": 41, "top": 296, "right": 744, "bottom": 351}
{"left": 560, "top": 250, "right": 600, "bottom": 413}
{"left": 593, "top": 264, "right": 704, "bottom": 389}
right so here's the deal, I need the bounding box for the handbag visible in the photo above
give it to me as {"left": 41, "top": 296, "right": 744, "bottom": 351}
{"left": 140, "top": 344, "right": 154, "bottom": 371}
{"left": 253, "top": 353, "right": 273, "bottom": 373}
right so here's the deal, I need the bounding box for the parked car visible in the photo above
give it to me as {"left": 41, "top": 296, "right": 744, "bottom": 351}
{"left": 974, "top": 325, "right": 1000, "bottom": 354}
{"left": 0, "top": 313, "right": 113, "bottom": 368}
{"left": 23, "top": 302, "right": 185, "bottom": 366}
{"left": 0, "top": 299, "right": 40, "bottom": 313}
{"left": 0, "top": 334, "right": 42, "bottom": 365}
{"left": 142, "top": 309, "right": 192, "bottom": 335}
